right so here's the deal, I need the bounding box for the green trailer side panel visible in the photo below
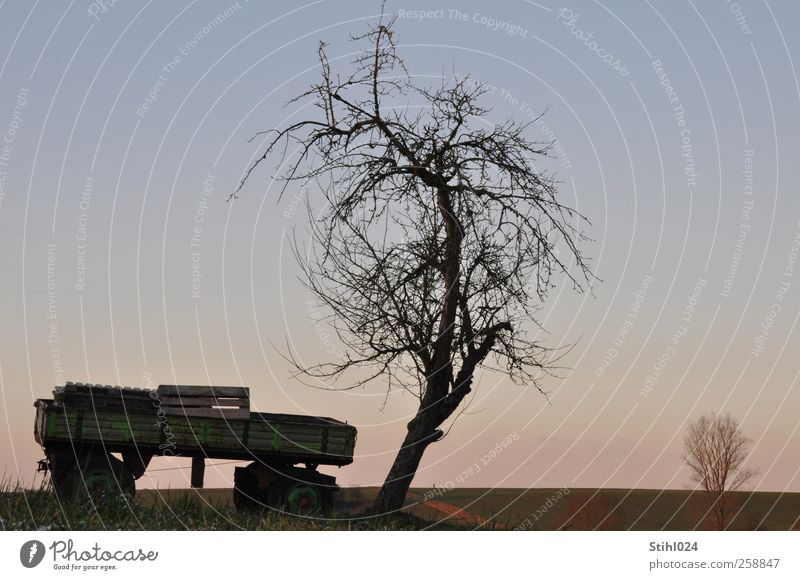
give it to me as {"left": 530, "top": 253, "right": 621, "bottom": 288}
{"left": 38, "top": 400, "right": 356, "bottom": 466}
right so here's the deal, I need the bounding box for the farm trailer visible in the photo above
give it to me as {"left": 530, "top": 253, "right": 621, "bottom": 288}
{"left": 33, "top": 382, "right": 357, "bottom": 514}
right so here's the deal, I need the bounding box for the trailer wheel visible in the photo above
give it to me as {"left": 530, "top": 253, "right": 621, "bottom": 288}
{"left": 50, "top": 466, "right": 76, "bottom": 501}
{"left": 80, "top": 455, "right": 135, "bottom": 499}
{"left": 233, "top": 465, "right": 266, "bottom": 513}
{"left": 52, "top": 453, "right": 134, "bottom": 502}
{"left": 275, "top": 479, "right": 330, "bottom": 516}
{"left": 233, "top": 463, "right": 335, "bottom": 516}
{"left": 233, "top": 486, "right": 262, "bottom": 513}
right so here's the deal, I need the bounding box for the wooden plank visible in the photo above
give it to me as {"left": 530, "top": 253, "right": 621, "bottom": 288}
{"left": 56, "top": 389, "right": 153, "bottom": 399}
{"left": 58, "top": 394, "right": 155, "bottom": 404}
{"left": 56, "top": 396, "right": 156, "bottom": 409}
{"left": 92, "top": 402, "right": 156, "bottom": 410}
{"left": 60, "top": 384, "right": 154, "bottom": 398}
{"left": 157, "top": 395, "right": 249, "bottom": 408}
{"left": 58, "top": 395, "right": 152, "bottom": 403}
{"left": 161, "top": 406, "right": 250, "bottom": 419}
{"left": 58, "top": 401, "right": 156, "bottom": 413}
{"left": 157, "top": 385, "right": 249, "bottom": 398}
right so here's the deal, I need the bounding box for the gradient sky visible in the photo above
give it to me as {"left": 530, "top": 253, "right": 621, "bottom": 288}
{"left": 1, "top": 0, "right": 799, "bottom": 494}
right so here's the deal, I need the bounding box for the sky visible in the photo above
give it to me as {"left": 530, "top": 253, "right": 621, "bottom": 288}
{"left": 0, "top": 0, "right": 799, "bottom": 495}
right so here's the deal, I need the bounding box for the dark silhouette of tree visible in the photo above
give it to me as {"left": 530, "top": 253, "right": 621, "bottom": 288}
{"left": 235, "top": 15, "right": 591, "bottom": 514}
{"left": 682, "top": 412, "right": 757, "bottom": 530}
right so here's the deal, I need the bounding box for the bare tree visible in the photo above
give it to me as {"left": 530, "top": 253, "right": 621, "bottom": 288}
{"left": 235, "top": 15, "right": 591, "bottom": 514}
{"left": 682, "top": 412, "right": 757, "bottom": 530}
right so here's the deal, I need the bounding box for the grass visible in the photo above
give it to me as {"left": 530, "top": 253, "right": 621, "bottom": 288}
{"left": 2, "top": 479, "right": 798, "bottom": 530}
{"left": 0, "top": 479, "right": 439, "bottom": 531}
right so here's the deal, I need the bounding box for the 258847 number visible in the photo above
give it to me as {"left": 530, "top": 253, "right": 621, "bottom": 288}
{"left": 737, "top": 558, "right": 780, "bottom": 569}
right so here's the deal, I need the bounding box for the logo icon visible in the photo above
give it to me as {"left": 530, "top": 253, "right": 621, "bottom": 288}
{"left": 20, "top": 540, "right": 46, "bottom": 568}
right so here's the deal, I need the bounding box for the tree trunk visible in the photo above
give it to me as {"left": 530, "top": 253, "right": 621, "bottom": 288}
{"left": 714, "top": 493, "right": 726, "bottom": 530}
{"left": 372, "top": 186, "right": 464, "bottom": 515}
{"left": 373, "top": 420, "right": 441, "bottom": 514}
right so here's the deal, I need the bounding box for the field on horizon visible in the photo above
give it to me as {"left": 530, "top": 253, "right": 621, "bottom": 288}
{"left": 2, "top": 484, "right": 798, "bottom": 531}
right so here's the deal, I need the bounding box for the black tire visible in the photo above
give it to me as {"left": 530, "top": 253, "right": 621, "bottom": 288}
{"left": 233, "top": 465, "right": 266, "bottom": 513}
{"left": 233, "top": 463, "right": 335, "bottom": 516}
{"left": 320, "top": 487, "right": 334, "bottom": 516}
{"left": 233, "top": 486, "right": 263, "bottom": 513}
{"left": 50, "top": 465, "right": 77, "bottom": 501}
{"left": 53, "top": 453, "right": 134, "bottom": 503}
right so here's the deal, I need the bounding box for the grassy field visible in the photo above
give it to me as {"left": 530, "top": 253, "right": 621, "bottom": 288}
{"left": 0, "top": 481, "right": 438, "bottom": 531}
{"left": 412, "top": 487, "right": 800, "bottom": 530}
{"left": 2, "top": 481, "right": 798, "bottom": 530}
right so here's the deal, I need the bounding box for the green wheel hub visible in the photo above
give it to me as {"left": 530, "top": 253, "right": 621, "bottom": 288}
{"left": 82, "top": 466, "right": 118, "bottom": 496}
{"left": 283, "top": 483, "right": 323, "bottom": 514}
